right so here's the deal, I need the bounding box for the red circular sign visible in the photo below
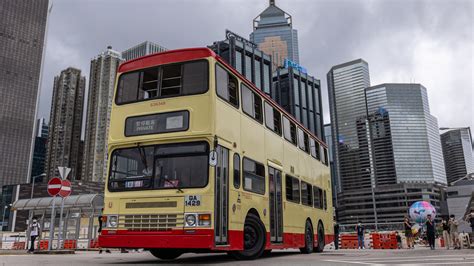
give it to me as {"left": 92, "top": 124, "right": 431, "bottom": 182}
{"left": 47, "top": 177, "right": 62, "bottom": 196}
{"left": 59, "top": 179, "right": 72, "bottom": 198}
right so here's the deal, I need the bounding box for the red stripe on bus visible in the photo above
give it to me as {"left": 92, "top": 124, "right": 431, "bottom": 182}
{"left": 99, "top": 229, "right": 334, "bottom": 251}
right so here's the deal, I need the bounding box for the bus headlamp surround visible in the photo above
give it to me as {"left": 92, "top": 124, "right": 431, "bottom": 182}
{"left": 185, "top": 214, "right": 197, "bottom": 227}
{"left": 107, "top": 215, "right": 118, "bottom": 227}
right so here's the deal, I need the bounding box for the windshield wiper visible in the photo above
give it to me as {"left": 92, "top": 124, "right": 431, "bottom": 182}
{"left": 163, "top": 177, "right": 184, "bottom": 193}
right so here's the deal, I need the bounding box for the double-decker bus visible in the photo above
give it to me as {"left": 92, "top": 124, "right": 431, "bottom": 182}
{"left": 99, "top": 48, "right": 333, "bottom": 260}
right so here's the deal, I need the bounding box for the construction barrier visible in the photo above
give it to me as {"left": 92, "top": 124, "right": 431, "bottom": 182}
{"left": 39, "top": 240, "right": 49, "bottom": 250}
{"left": 340, "top": 234, "right": 358, "bottom": 249}
{"left": 63, "top": 239, "right": 77, "bottom": 250}
{"left": 371, "top": 233, "right": 397, "bottom": 249}
{"left": 12, "top": 241, "right": 25, "bottom": 250}
{"left": 89, "top": 239, "right": 99, "bottom": 249}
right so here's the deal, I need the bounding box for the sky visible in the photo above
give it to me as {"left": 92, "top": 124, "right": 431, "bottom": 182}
{"left": 38, "top": 0, "right": 473, "bottom": 133}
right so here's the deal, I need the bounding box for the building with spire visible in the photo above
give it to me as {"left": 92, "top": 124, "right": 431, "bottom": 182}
{"left": 250, "top": 0, "right": 299, "bottom": 69}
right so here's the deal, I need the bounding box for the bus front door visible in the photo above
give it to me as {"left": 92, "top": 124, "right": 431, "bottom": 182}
{"left": 269, "top": 166, "right": 283, "bottom": 243}
{"left": 214, "top": 145, "right": 229, "bottom": 245}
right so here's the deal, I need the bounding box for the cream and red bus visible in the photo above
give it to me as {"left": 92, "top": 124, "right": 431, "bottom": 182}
{"left": 99, "top": 48, "right": 333, "bottom": 260}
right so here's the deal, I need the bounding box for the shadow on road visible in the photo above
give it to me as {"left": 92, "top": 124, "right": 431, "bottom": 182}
{"left": 108, "top": 250, "right": 302, "bottom": 264}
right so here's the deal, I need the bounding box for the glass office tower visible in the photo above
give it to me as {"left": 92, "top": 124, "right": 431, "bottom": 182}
{"left": 250, "top": 0, "right": 299, "bottom": 69}
{"left": 441, "top": 128, "right": 474, "bottom": 184}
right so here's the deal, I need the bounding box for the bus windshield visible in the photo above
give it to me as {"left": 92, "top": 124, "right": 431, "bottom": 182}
{"left": 108, "top": 142, "right": 209, "bottom": 191}
{"left": 116, "top": 60, "right": 208, "bottom": 104}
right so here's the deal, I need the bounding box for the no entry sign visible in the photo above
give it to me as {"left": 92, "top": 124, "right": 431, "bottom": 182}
{"left": 47, "top": 177, "right": 62, "bottom": 196}
{"left": 59, "top": 179, "right": 72, "bottom": 197}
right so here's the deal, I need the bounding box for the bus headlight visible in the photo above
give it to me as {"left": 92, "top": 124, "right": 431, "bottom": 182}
{"left": 107, "top": 215, "right": 118, "bottom": 227}
{"left": 185, "top": 214, "right": 197, "bottom": 227}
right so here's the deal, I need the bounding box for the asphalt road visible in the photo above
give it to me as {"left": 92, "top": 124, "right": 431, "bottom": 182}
{"left": 1, "top": 248, "right": 474, "bottom": 265}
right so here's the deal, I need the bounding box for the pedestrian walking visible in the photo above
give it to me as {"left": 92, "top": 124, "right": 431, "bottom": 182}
{"left": 334, "top": 223, "right": 340, "bottom": 250}
{"left": 27, "top": 217, "right": 40, "bottom": 253}
{"left": 425, "top": 214, "right": 435, "bottom": 250}
{"left": 403, "top": 216, "right": 414, "bottom": 249}
{"left": 98, "top": 208, "right": 111, "bottom": 254}
{"left": 449, "top": 215, "right": 460, "bottom": 249}
{"left": 355, "top": 222, "right": 365, "bottom": 249}
{"left": 441, "top": 218, "right": 451, "bottom": 249}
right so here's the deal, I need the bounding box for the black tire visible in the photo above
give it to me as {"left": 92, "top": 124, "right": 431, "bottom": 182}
{"left": 300, "top": 220, "right": 314, "bottom": 254}
{"left": 230, "top": 213, "right": 266, "bottom": 260}
{"left": 315, "top": 222, "right": 325, "bottom": 253}
{"left": 149, "top": 249, "right": 183, "bottom": 260}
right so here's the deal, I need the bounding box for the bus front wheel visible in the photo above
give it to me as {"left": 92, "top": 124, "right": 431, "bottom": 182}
{"left": 315, "top": 222, "right": 325, "bottom": 253}
{"left": 230, "top": 213, "right": 266, "bottom": 260}
{"left": 149, "top": 249, "right": 183, "bottom": 260}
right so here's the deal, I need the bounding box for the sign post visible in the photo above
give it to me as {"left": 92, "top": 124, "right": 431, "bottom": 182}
{"left": 57, "top": 167, "right": 71, "bottom": 250}
{"left": 47, "top": 177, "right": 62, "bottom": 250}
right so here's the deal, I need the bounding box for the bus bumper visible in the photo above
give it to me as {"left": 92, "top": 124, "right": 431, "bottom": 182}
{"left": 99, "top": 229, "right": 215, "bottom": 249}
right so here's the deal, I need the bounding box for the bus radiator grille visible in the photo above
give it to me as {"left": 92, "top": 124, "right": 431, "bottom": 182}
{"left": 119, "top": 214, "right": 184, "bottom": 231}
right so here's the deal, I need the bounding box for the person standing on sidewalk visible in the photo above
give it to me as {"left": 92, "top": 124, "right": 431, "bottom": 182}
{"left": 404, "top": 216, "right": 414, "bottom": 249}
{"left": 449, "top": 215, "right": 460, "bottom": 249}
{"left": 27, "top": 217, "right": 40, "bottom": 253}
{"left": 425, "top": 214, "right": 436, "bottom": 250}
{"left": 441, "top": 218, "right": 451, "bottom": 249}
{"left": 356, "top": 222, "right": 365, "bottom": 249}
{"left": 334, "top": 223, "right": 340, "bottom": 250}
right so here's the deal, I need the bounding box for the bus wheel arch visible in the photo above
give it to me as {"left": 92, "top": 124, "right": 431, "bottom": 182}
{"left": 315, "top": 220, "right": 325, "bottom": 253}
{"left": 300, "top": 218, "right": 314, "bottom": 254}
{"left": 230, "top": 211, "right": 266, "bottom": 260}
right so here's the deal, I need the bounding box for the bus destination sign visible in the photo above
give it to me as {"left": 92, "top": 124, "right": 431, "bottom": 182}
{"left": 125, "top": 111, "right": 189, "bottom": 137}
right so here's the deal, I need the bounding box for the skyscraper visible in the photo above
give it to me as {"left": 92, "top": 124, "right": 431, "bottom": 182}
{"left": 250, "top": 0, "right": 299, "bottom": 68}
{"left": 45, "top": 67, "right": 85, "bottom": 180}
{"left": 30, "top": 118, "right": 49, "bottom": 181}
{"left": 82, "top": 47, "right": 122, "bottom": 182}
{"left": 327, "top": 59, "right": 371, "bottom": 195}
{"left": 121, "top": 41, "right": 167, "bottom": 61}
{"left": 441, "top": 128, "right": 474, "bottom": 184}
{"left": 365, "top": 84, "right": 447, "bottom": 185}
{"left": 328, "top": 58, "right": 447, "bottom": 224}
{"left": 0, "top": 0, "right": 49, "bottom": 188}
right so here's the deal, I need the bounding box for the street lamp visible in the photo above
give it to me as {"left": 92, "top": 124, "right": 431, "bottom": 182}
{"left": 1, "top": 204, "right": 12, "bottom": 231}
{"left": 30, "top": 173, "right": 46, "bottom": 199}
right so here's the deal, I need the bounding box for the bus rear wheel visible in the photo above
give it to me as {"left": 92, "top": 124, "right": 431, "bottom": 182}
{"left": 230, "top": 213, "right": 266, "bottom": 260}
{"left": 149, "top": 249, "right": 183, "bottom": 260}
{"left": 315, "top": 222, "right": 325, "bottom": 253}
{"left": 300, "top": 220, "right": 314, "bottom": 254}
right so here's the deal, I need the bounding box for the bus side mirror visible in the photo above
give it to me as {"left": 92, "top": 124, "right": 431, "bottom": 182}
{"left": 209, "top": 151, "right": 217, "bottom": 167}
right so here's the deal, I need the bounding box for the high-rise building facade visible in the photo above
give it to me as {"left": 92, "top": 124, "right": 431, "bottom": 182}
{"left": 210, "top": 30, "right": 273, "bottom": 95}
{"left": 365, "top": 84, "right": 447, "bottom": 185}
{"left": 30, "top": 118, "right": 49, "bottom": 181}
{"left": 273, "top": 67, "right": 323, "bottom": 139}
{"left": 121, "top": 41, "right": 167, "bottom": 61}
{"left": 250, "top": 0, "right": 299, "bottom": 68}
{"left": 327, "top": 59, "right": 371, "bottom": 195}
{"left": 45, "top": 67, "right": 85, "bottom": 180}
{"left": 441, "top": 128, "right": 474, "bottom": 184}
{"left": 0, "top": 0, "right": 49, "bottom": 188}
{"left": 328, "top": 58, "right": 447, "bottom": 225}
{"left": 82, "top": 47, "right": 122, "bottom": 182}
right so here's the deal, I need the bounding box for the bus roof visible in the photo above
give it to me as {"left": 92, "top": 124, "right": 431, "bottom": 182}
{"left": 117, "top": 47, "right": 327, "bottom": 148}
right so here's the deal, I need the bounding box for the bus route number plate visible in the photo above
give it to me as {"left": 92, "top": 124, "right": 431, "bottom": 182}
{"left": 185, "top": 195, "right": 201, "bottom": 207}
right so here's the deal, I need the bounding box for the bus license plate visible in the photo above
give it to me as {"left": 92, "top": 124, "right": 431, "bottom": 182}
{"left": 185, "top": 195, "right": 201, "bottom": 206}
